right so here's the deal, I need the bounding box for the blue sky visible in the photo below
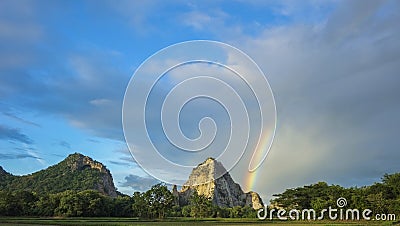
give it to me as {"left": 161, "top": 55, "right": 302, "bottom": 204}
{"left": 1, "top": 0, "right": 400, "bottom": 202}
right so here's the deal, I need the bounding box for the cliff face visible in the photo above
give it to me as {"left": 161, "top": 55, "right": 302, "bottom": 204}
{"left": 177, "top": 157, "right": 263, "bottom": 209}
{"left": 67, "top": 153, "right": 117, "bottom": 197}
{"left": 67, "top": 153, "right": 118, "bottom": 197}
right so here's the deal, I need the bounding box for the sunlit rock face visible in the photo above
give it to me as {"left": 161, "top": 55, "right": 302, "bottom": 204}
{"left": 67, "top": 153, "right": 118, "bottom": 197}
{"left": 176, "top": 157, "right": 263, "bottom": 209}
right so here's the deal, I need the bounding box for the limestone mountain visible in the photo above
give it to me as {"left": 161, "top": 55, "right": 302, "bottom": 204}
{"left": 0, "top": 153, "right": 117, "bottom": 197}
{"left": 175, "top": 157, "right": 263, "bottom": 209}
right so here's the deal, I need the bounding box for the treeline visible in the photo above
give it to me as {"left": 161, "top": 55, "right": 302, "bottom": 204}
{"left": 0, "top": 183, "right": 256, "bottom": 218}
{"left": 0, "top": 190, "right": 130, "bottom": 217}
{"left": 271, "top": 173, "right": 400, "bottom": 214}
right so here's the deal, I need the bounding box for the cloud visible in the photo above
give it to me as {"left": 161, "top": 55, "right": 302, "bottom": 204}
{"left": 106, "top": 0, "right": 165, "bottom": 34}
{"left": 0, "top": 152, "right": 42, "bottom": 160}
{"left": 58, "top": 141, "right": 71, "bottom": 149}
{"left": 181, "top": 11, "right": 221, "bottom": 30}
{"left": 109, "top": 160, "right": 132, "bottom": 167}
{"left": 1, "top": 48, "right": 130, "bottom": 141}
{"left": 0, "top": 125, "right": 33, "bottom": 144}
{"left": 0, "top": 2, "right": 131, "bottom": 142}
{"left": 0, "top": 1, "right": 43, "bottom": 70}
{"left": 120, "top": 174, "right": 160, "bottom": 191}
{"left": 2, "top": 111, "right": 41, "bottom": 128}
{"left": 89, "top": 98, "right": 112, "bottom": 107}
{"left": 114, "top": 147, "right": 137, "bottom": 162}
{"left": 14, "top": 147, "right": 65, "bottom": 158}
{"left": 229, "top": 0, "right": 400, "bottom": 201}
{"left": 180, "top": 9, "right": 245, "bottom": 39}
{"left": 87, "top": 138, "right": 100, "bottom": 143}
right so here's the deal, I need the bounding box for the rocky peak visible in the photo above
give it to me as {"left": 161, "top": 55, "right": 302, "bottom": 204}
{"left": 183, "top": 157, "right": 227, "bottom": 187}
{"left": 64, "top": 153, "right": 118, "bottom": 197}
{"left": 66, "top": 153, "right": 106, "bottom": 172}
{"left": 177, "top": 157, "right": 263, "bottom": 209}
{"left": 203, "top": 157, "right": 215, "bottom": 164}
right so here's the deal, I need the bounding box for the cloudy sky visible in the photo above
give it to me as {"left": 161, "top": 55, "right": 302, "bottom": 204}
{"left": 1, "top": 0, "right": 399, "bottom": 202}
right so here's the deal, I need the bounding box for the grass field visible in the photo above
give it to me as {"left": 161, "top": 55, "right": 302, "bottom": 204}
{"left": 0, "top": 217, "right": 398, "bottom": 226}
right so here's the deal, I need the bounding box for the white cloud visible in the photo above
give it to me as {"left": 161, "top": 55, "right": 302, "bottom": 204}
{"left": 89, "top": 98, "right": 112, "bottom": 106}
{"left": 181, "top": 11, "right": 212, "bottom": 30}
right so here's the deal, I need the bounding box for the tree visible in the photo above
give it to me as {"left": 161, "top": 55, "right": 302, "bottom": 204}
{"left": 13, "top": 191, "right": 38, "bottom": 216}
{"left": 241, "top": 206, "right": 257, "bottom": 218}
{"left": 54, "top": 190, "right": 79, "bottom": 217}
{"left": 215, "top": 206, "right": 230, "bottom": 218}
{"left": 79, "top": 190, "right": 111, "bottom": 217}
{"left": 36, "top": 193, "right": 61, "bottom": 216}
{"left": 382, "top": 173, "right": 400, "bottom": 199}
{"left": 367, "top": 192, "right": 388, "bottom": 214}
{"left": 0, "top": 191, "right": 21, "bottom": 216}
{"left": 188, "top": 192, "right": 213, "bottom": 218}
{"left": 272, "top": 182, "right": 349, "bottom": 211}
{"left": 230, "top": 206, "right": 243, "bottom": 218}
{"left": 182, "top": 205, "right": 191, "bottom": 217}
{"left": 112, "top": 195, "right": 133, "bottom": 217}
{"left": 54, "top": 190, "right": 111, "bottom": 217}
{"left": 131, "top": 184, "right": 174, "bottom": 219}
{"left": 132, "top": 191, "right": 147, "bottom": 218}
{"left": 144, "top": 183, "right": 174, "bottom": 218}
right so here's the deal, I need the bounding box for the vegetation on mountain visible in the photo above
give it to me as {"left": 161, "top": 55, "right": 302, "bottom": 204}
{"left": 0, "top": 153, "right": 258, "bottom": 218}
{"left": 0, "top": 153, "right": 117, "bottom": 196}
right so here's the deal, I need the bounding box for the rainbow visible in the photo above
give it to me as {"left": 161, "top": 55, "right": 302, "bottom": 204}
{"left": 244, "top": 127, "right": 275, "bottom": 191}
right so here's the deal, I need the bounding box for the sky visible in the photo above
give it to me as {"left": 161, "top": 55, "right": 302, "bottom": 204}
{"left": 0, "top": 0, "right": 400, "bottom": 203}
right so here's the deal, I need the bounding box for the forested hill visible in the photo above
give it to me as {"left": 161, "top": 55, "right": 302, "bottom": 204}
{"left": 271, "top": 172, "right": 400, "bottom": 214}
{"left": 0, "top": 153, "right": 118, "bottom": 197}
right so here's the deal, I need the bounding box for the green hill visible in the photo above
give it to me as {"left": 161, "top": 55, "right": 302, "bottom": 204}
{"left": 0, "top": 153, "right": 118, "bottom": 197}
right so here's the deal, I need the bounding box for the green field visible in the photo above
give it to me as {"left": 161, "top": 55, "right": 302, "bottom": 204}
{"left": 0, "top": 217, "right": 398, "bottom": 226}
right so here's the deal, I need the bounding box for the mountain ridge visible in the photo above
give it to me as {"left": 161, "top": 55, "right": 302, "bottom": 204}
{"left": 0, "top": 153, "right": 264, "bottom": 209}
{"left": 0, "top": 152, "right": 118, "bottom": 197}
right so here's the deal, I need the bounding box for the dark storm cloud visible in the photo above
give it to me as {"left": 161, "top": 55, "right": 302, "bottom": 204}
{"left": 120, "top": 174, "right": 160, "bottom": 191}
{"left": 238, "top": 0, "right": 400, "bottom": 199}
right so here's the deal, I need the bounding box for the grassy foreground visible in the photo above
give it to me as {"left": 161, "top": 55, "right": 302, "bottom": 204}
{"left": 0, "top": 217, "right": 398, "bottom": 226}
